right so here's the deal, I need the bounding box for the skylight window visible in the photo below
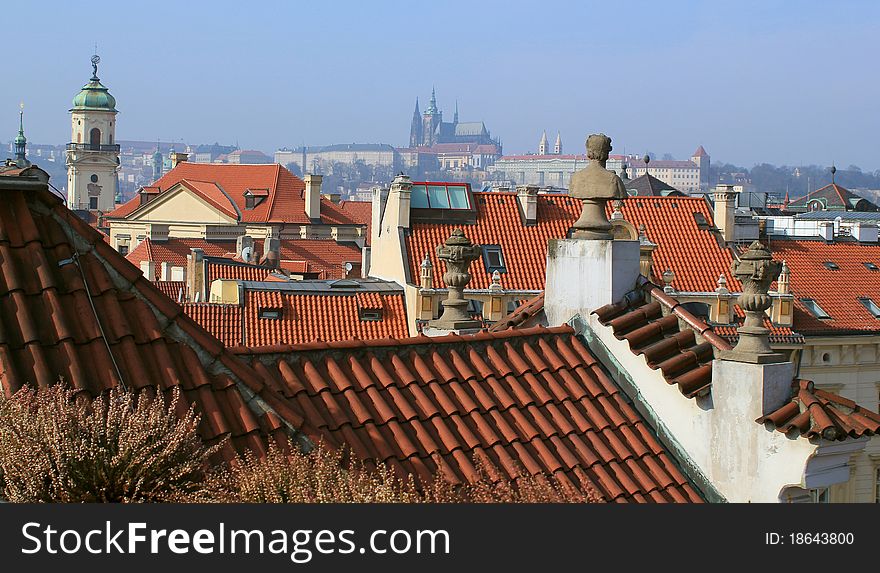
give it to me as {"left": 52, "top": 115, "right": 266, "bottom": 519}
{"left": 482, "top": 245, "right": 506, "bottom": 273}
{"left": 864, "top": 262, "right": 879, "bottom": 271}
{"left": 859, "top": 297, "right": 880, "bottom": 318}
{"left": 800, "top": 298, "right": 831, "bottom": 319}
{"left": 258, "top": 308, "right": 282, "bottom": 320}
{"left": 822, "top": 261, "right": 840, "bottom": 271}
{"left": 410, "top": 183, "right": 471, "bottom": 210}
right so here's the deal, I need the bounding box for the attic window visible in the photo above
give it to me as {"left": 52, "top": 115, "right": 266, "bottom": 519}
{"left": 864, "top": 262, "right": 879, "bottom": 271}
{"left": 822, "top": 261, "right": 840, "bottom": 271}
{"left": 244, "top": 189, "right": 269, "bottom": 210}
{"left": 692, "top": 212, "right": 710, "bottom": 229}
{"left": 800, "top": 298, "right": 830, "bottom": 319}
{"left": 858, "top": 297, "right": 880, "bottom": 318}
{"left": 482, "top": 245, "right": 506, "bottom": 273}
{"left": 410, "top": 183, "right": 471, "bottom": 210}
{"left": 258, "top": 308, "right": 282, "bottom": 320}
{"left": 359, "top": 309, "right": 382, "bottom": 321}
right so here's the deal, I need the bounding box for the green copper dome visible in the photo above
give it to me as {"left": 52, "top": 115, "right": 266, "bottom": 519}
{"left": 71, "top": 55, "right": 117, "bottom": 112}
{"left": 71, "top": 78, "right": 117, "bottom": 111}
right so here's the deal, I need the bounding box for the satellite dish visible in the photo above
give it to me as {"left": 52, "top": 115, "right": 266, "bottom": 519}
{"left": 344, "top": 262, "right": 353, "bottom": 272}
{"left": 241, "top": 246, "right": 253, "bottom": 262}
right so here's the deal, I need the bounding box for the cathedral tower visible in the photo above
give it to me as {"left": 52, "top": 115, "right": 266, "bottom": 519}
{"left": 539, "top": 130, "right": 548, "bottom": 155}
{"left": 554, "top": 131, "right": 562, "bottom": 155}
{"left": 66, "top": 54, "right": 119, "bottom": 212}
{"left": 409, "top": 98, "right": 422, "bottom": 148}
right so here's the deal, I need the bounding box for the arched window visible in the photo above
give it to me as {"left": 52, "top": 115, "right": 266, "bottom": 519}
{"left": 89, "top": 128, "right": 101, "bottom": 147}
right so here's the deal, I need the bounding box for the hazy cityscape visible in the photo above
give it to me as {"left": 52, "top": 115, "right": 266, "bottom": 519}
{"left": 2, "top": 0, "right": 880, "bottom": 538}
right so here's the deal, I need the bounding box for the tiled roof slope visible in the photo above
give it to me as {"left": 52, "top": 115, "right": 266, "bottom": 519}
{"left": 0, "top": 176, "right": 312, "bottom": 461}
{"left": 235, "top": 326, "right": 704, "bottom": 502}
{"left": 768, "top": 238, "right": 880, "bottom": 334}
{"left": 105, "top": 163, "right": 359, "bottom": 225}
{"left": 624, "top": 174, "right": 683, "bottom": 197}
{"left": 338, "top": 200, "right": 372, "bottom": 245}
{"left": 594, "top": 285, "right": 731, "bottom": 399}
{"left": 488, "top": 293, "right": 545, "bottom": 332}
{"left": 759, "top": 380, "right": 880, "bottom": 440}
{"left": 205, "top": 258, "right": 273, "bottom": 283}
{"left": 127, "top": 237, "right": 361, "bottom": 280}
{"left": 155, "top": 280, "right": 186, "bottom": 301}
{"left": 405, "top": 193, "right": 739, "bottom": 291}
{"left": 186, "top": 289, "right": 409, "bottom": 347}
{"left": 787, "top": 183, "right": 879, "bottom": 211}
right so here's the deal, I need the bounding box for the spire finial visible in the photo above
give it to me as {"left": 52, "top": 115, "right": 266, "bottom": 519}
{"left": 14, "top": 102, "right": 28, "bottom": 166}
{"left": 90, "top": 52, "right": 101, "bottom": 80}
{"left": 831, "top": 163, "right": 837, "bottom": 184}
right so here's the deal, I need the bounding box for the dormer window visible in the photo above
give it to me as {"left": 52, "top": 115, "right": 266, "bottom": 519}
{"left": 482, "top": 245, "right": 506, "bottom": 273}
{"left": 244, "top": 188, "right": 269, "bottom": 210}
{"left": 800, "top": 298, "right": 830, "bottom": 319}
{"left": 822, "top": 261, "right": 840, "bottom": 271}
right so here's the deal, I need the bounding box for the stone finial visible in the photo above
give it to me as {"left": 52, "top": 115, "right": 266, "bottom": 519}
{"left": 429, "top": 229, "right": 482, "bottom": 330}
{"left": 721, "top": 241, "right": 785, "bottom": 364}
{"left": 716, "top": 273, "right": 728, "bottom": 293}
{"left": 610, "top": 199, "right": 624, "bottom": 220}
{"left": 569, "top": 133, "right": 627, "bottom": 240}
{"left": 490, "top": 270, "right": 502, "bottom": 292}
{"left": 420, "top": 253, "right": 433, "bottom": 290}
{"left": 662, "top": 268, "right": 675, "bottom": 293}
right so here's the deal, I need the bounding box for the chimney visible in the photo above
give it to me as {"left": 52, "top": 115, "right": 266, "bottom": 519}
{"left": 818, "top": 221, "right": 834, "bottom": 242}
{"left": 853, "top": 222, "right": 878, "bottom": 243}
{"left": 713, "top": 185, "right": 738, "bottom": 243}
{"left": 371, "top": 185, "right": 390, "bottom": 241}
{"left": 186, "top": 248, "right": 205, "bottom": 303}
{"left": 386, "top": 174, "right": 413, "bottom": 230}
{"left": 170, "top": 151, "right": 188, "bottom": 168}
{"left": 637, "top": 224, "right": 657, "bottom": 279}
{"left": 770, "top": 261, "right": 794, "bottom": 327}
{"left": 139, "top": 260, "right": 156, "bottom": 281}
{"left": 262, "top": 237, "right": 281, "bottom": 269}
{"left": 304, "top": 174, "right": 322, "bottom": 220}
{"left": 516, "top": 185, "right": 538, "bottom": 225}
{"left": 236, "top": 235, "right": 255, "bottom": 263}
{"left": 160, "top": 261, "right": 172, "bottom": 282}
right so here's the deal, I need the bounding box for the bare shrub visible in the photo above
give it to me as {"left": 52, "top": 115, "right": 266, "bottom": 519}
{"left": 0, "top": 384, "right": 218, "bottom": 503}
{"left": 197, "top": 442, "right": 600, "bottom": 503}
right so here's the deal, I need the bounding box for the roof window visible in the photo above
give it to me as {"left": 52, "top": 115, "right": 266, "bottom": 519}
{"left": 822, "top": 261, "right": 839, "bottom": 271}
{"left": 863, "top": 262, "right": 879, "bottom": 271}
{"left": 258, "top": 308, "right": 282, "bottom": 320}
{"left": 800, "top": 298, "right": 831, "bottom": 319}
{"left": 358, "top": 309, "right": 382, "bottom": 321}
{"left": 481, "top": 245, "right": 506, "bottom": 274}
{"left": 410, "top": 183, "right": 471, "bottom": 210}
{"left": 858, "top": 297, "right": 880, "bottom": 318}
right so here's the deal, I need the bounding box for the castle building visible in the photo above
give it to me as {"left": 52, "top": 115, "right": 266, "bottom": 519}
{"left": 408, "top": 88, "right": 498, "bottom": 148}
{"left": 66, "top": 54, "right": 120, "bottom": 212}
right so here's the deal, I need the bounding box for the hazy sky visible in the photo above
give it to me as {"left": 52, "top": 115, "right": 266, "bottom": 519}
{"left": 5, "top": 0, "right": 878, "bottom": 169}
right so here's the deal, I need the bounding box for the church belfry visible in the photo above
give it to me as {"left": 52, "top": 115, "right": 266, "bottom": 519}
{"left": 66, "top": 53, "right": 120, "bottom": 212}
{"left": 13, "top": 103, "right": 29, "bottom": 167}
{"left": 409, "top": 97, "right": 422, "bottom": 148}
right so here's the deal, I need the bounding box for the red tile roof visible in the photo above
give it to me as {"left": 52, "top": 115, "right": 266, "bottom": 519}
{"left": 768, "top": 238, "right": 880, "bottom": 334}
{"left": 105, "top": 163, "right": 359, "bottom": 225}
{"left": 178, "top": 180, "right": 239, "bottom": 219}
{"left": 0, "top": 175, "right": 313, "bottom": 462}
{"left": 234, "top": 325, "right": 704, "bottom": 502}
{"left": 155, "top": 280, "right": 186, "bottom": 301}
{"left": 205, "top": 259, "right": 273, "bottom": 283}
{"left": 692, "top": 146, "right": 709, "bottom": 158}
{"left": 186, "top": 287, "right": 409, "bottom": 347}
{"left": 594, "top": 284, "right": 732, "bottom": 399}
{"left": 759, "top": 380, "right": 880, "bottom": 441}
{"left": 127, "top": 237, "right": 361, "bottom": 281}
{"left": 406, "top": 193, "right": 739, "bottom": 292}
{"left": 488, "top": 293, "right": 545, "bottom": 332}
{"left": 337, "top": 200, "right": 372, "bottom": 245}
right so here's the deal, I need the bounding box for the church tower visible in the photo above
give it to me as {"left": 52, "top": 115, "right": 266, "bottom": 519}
{"left": 66, "top": 54, "right": 119, "bottom": 212}
{"left": 409, "top": 98, "right": 422, "bottom": 148}
{"left": 691, "top": 145, "right": 710, "bottom": 192}
{"left": 554, "top": 131, "right": 562, "bottom": 155}
{"left": 539, "top": 130, "right": 548, "bottom": 155}
{"left": 13, "top": 103, "right": 29, "bottom": 168}
{"left": 421, "top": 87, "right": 442, "bottom": 147}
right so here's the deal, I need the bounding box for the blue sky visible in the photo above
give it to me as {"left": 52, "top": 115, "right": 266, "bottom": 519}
{"left": 5, "top": 0, "right": 879, "bottom": 169}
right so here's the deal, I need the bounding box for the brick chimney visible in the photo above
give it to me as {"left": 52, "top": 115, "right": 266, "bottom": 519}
{"left": 516, "top": 185, "right": 538, "bottom": 225}
{"left": 186, "top": 248, "right": 205, "bottom": 302}
{"left": 304, "top": 174, "right": 322, "bottom": 220}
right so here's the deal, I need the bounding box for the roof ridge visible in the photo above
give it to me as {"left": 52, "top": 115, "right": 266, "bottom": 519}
{"left": 264, "top": 163, "right": 282, "bottom": 221}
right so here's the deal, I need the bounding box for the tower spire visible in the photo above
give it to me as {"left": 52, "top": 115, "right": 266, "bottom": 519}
{"left": 554, "top": 131, "right": 562, "bottom": 155}
{"left": 454, "top": 99, "right": 459, "bottom": 124}
{"left": 539, "top": 130, "right": 548, "bottom": 155}
{"left": 14, "top": 102, "right": 28, "bottom": 166}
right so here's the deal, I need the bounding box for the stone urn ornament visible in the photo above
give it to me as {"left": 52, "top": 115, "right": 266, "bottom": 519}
{"left": 720, "top": 241, "right": 785, "bottom": 363}
{"left": 430, "top": 229, "right": 482, "bottom": 330}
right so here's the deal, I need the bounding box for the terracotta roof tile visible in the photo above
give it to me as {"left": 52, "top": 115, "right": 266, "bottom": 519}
{"left": 235, "top": 326, "right": 704, "bottom": 502}
{"left": 0, "top": 175, "right": 314, "bottom": 463}
{"left": 766, "top": 238, "right": 880, "bottom": 334}
{"left": 759, "top": 379, "right": 880, "bottom": 440}
{"left": 406, "top": 193, "right": 738, "bottom": 292}
{"left": 106, "top": 163, "right": 359, "bottom": 225}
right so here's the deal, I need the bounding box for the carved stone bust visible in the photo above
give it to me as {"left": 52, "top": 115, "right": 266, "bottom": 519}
{"left": 570, "top": 134, "right": 627, "bottom": 201}
{"left": 570, "top": 134, "right": 627, "bottom": 239}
